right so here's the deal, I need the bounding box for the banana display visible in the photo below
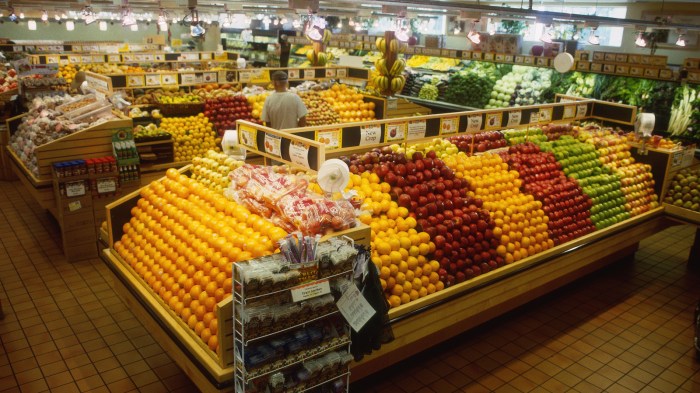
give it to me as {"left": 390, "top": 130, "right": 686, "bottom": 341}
{"left": 372, "top": 37, "right": 407, "bottom": 95}
{"left": 305, "top": 29, "right": 333, "bottom": 67}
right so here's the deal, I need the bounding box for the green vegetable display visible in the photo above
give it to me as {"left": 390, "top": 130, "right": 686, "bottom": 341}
{"left": 443, "top": 72, "right": 496, "bottom": 108}
{"left": 418, "top": 83, "right": 439, "bottom": 101}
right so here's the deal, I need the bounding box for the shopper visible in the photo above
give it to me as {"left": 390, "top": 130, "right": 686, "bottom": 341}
{"left": 261, "top": 71, "right": 308, "bottom": 129}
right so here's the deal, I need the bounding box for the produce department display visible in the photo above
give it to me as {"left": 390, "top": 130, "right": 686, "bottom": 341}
{"left": 664, "top": 168, "right": 700, "bottom": 212}
{"left": 337, "top": 121, "right": 659, "bottom": 307}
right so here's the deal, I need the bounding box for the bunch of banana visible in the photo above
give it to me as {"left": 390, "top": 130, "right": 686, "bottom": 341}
{"left": 375, "top": 37, "right": 407, "bottom": 55}
{"left": 373, "top": 57, "right": 406, "bottom": 95}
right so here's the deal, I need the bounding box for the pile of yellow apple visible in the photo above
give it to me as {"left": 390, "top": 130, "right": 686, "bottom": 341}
{"left": 190, "top": 150, "right": 243, "bottom": 194}
{"left": 443, "top": 152, "right": 553, "bottom": 263}
{"left": 57, "top": 64, "right": 79, "bottom": 85}
{"left": 247, "top": 93, "right": 270, "bottom": 120}
{"left": 159, "top": 114, "right": 221, "bottom": 162}
{"left": 114, "top": 169, "right": 289, "bottom": 354}
{"left": 349, "top": 172, "right": 443, "bottom": 308}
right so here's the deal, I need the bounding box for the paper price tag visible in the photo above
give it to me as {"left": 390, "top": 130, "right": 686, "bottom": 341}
{"left": 180, "top": 73, "right": 197, "bottom": 85}
{"left": 576, "top": 104, "right": 588, "bottom": 118}
{"left": 290, "top": 279, "right": 330, "bottom": 302}
{"left": 46, "top": 56, "right": 59, "bottom": 65}
{"left": 440, "top": 117, "right": 458, "bottom": 135}
{"left": 146, "top": 75, "right": 161, "bottom": 86}
{"left": 563, "top": 106, "right": 575, "bottom": 119}
{"left": 289, "top": 141, "right": 311, "bottom": 169}
{"left": 161, "top": 74, "right": 177, "bottom": 85}
{"left": 69, "top": 55, "right": 81, "bottom": 64}
{"left": 360, "top": 125, "right": 381, "bottom": 146}
{"left": 108, "top": 54, "right": 121, "bottom": 63}
{"left": 288, "top": 69, "right": 300, "bottom": 79}
{"left": 238, "top": 71, "right": 251, "bottom": 83}
{"left": 316, "top": 129, "right": 342, "bottom": 149}
{"left": 467, "top": 115, "right": 482, "bottom": 133}
{"left": 127, "top": 75, "right": 144, "bottom": 87}
{"left": 304, "top": 69, "right": 315, "bottom": 80}
{"left": 386, "top": 122, "right": 406, "bottom": 142}
{"left": 66, "top": 181, "right": 86, "bottom": 198}
{"left": 202, "top": 72, "right": 217, "bottom": 83}
{"left": 529, "top": 112, "right": 540, "bottom": 124}
{"left": 336, "top": 68, "right": 347, "bottom": 78}
{"left": 68, "top": 200, "right": 82, "bottom": 212}
{"left": 407, "top": 120, "right": 427, "bottom": 140}
{"left": 264, "top": 134, "right": 281, "bottom": 157}
{"left": 97, "top": 178, "right": 117, "bottom": 194}
{"left": 336, "top": 283, "right": 376, "bottom": 332}
{"left": 485, "top": 113, "right": 502, "bottom": 129}
{"left": 325, "top": 69, "right": 336, "bottom": 78}
{"left": 239, "top": 126, "right": 257, "bottom": 148}
{"left": 538, "top": 108, "right": 553, "bottom": 123}
{"left": 507, "top": 111, "right": 522, "bottom": 127}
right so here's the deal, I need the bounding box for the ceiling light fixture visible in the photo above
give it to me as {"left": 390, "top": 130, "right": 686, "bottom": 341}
{"left": 676, "top": 29, "right": 686, "bottom": 47}
{"left": 635, "top": 31, "right": 647, "bottom": 47}
{"left": 82, "top": 5, "right": 97, "bottom": 25}
{"left": 66, "top": 20, "right": 75, "bottom": 31}
{"left": 55, "top": 14, "right": 61, "bottom": 21}
{"left": 19, "top": 12, "right": 24, "bottom": 19}
{"left": 7, "top": 7, "right": 17, "bottom": 22}
{"left": 467, "top": 19, "right": 481, "bottom": 44}
{"left": 28, "top": 20, "right": 36, "bottom": 30}
{"left": 158, "top": 7, "right": 169, "bottom": 30}
{"left": 540, "top": 24, "right": 553, "bottom": 44}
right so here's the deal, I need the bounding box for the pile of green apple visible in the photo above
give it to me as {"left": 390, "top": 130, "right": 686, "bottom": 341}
{"left": 502, "top": 128, "right": 548, "bottom": 146}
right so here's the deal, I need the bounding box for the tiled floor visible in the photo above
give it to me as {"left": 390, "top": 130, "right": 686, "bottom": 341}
{"left": 1, "top": 177, "right": 699, "bottom": 393}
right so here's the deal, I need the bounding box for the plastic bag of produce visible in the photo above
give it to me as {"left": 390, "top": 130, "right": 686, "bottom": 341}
{"left": 277, "top": 193, "right": 356, "bottom": 235}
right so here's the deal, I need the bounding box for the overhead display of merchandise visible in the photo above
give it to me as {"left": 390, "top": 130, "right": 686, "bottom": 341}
{"left": 0, "top": 1, "right": 699, "bottom": 392}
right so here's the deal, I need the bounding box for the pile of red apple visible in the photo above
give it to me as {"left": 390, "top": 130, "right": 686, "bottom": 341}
{"left": 344, "top": 148, "right": 503, "bottom": 287}
{"left": 0, "top": 68, "right": 18, "bottom": 93}
{"left": 447, "top": 131, "right": 507, "bottom": 154}
{"left": 541, "top": 123, "right": 576, "bottom": 141}
{"left": 504, "top": 142, "right": 595, "bottom": 245}
{"left": 203, "top": 95, "right": 260, "bottom": 136}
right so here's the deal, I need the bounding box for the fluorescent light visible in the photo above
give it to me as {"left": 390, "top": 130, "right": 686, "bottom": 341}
{"left": 676, "top": 34, "right": 686, "bottom": 47}
{"left": 635, "top": 32, "right": 647, "bottom": 47}
{"left": 55, "top": 14, "right": 61, "bottom": 21}
{"left": 66, "top": 20, "right": 75, "bottom": 31}
{"left": 28, "top": 20, "right": 37, "bottom": 30}
{"left": 99, "top": 21, "right": 107, "bottom": 31}
{"left": 468, "top": 30, "right": 481, "bottom": 44}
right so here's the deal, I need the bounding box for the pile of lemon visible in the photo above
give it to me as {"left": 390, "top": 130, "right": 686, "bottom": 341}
{"left": 160, "top": 114, "right": 222, "bottom": 162}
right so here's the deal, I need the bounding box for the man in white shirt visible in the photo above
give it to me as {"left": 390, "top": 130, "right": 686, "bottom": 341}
{"left": 261, "top": 71, "right": 308, "bottom": 129}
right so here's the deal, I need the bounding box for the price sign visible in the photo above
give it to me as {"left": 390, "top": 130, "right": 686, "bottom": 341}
{"left": 122, "top": 54, "right": 135, "bottom": 62}
{"left": 59, "top": 58, "right": 70, "bottom": 66}
{"left": 336, "top": 283, "right": 376, "bottom": 332}
{"left": 146, "top": 75, "right": 161, "bottom": 86}
{"left": 316, "top": 129, "right": 342, "bottom": 149}
{"left": 66, "top": 181, "right": 86, "bottom": 198}
{"left": 154, "top": 53, "right": 165, "bottom": 61}
{"left": 529, "top": 112, "right": 540, "bottom": 124}
{"left": 108, "top": 54, "right": 121, "bottom": 63}
{"left": 290, "top": 279, "right": 331, "bottom": 302}
{"left": 336, "top": 68, "right": 347, "bottom": 78}
{"left": 288, "top": 69, "right": 300, "bottom": 79}
{"left": 127, "top": 75, "right": 145, "bottom": 87}
{"left": 507, "top": 111, "right": 522, "bottom": 127}
{"left": 325, "top": 69, "right": 336, "bottom": 78}
{"left": 92, "top": 55, "right": 105, "bottom": 63}
{"left": 238, "top": 71, "right": 251, "bottom": 83}
{"left": 563, "top": 106, "right": 575, "bottom": 119}
{"left": 407, "top": 120, "right": 427, "bottom": 140}
{"left": 68, "top": 200, "right": 82, "bottom": 212}
{"left": 180, "top": 73, "right": 197, "bottom": 85}
{"left": 576, "top": 104, "right": 588, "bottom": 118}
{"left": 538, "top": 108, "right": 553, "bottom": 123}
{"left": 304, "top": 69, "right": 315, "bottom": 80}
{"left": 46, "top": 56, "right": 59, "bottom": 65}
{"left": 69, "top": 55, "right": 81, "bottom": 64}
{"left": 239, "top": 125, "right": 258, "bottom": 148}
{"left": 264, "top": 134, "right": 281, "bottom": 157}
{"left": 485, "top": 113, "right": 502, "bottom": 129}
{"left": 289, "top": 141, "right": 310, "bottom": 169}
{"left": 360, "top": 124, "right": 382, "bottom": 146}
{"left": 386, "top": 122, "right": 406, "bottom": 142}
{"left": 201, "top": 52, "right": 213, "bottom": 60}
{"left": 440, "top": 117, "right": 458, "bottom": 135}
{"left": 96, "top": 178, "right": 117, "bottom": 194}
{"left": 161, "top": 74, "right": 178, "bottom": 86}
{"left": 467, "top": 115, "right": 482, "bottom": 133}
{"left": 202, "top": 72, "right": 217, "bottom": 84}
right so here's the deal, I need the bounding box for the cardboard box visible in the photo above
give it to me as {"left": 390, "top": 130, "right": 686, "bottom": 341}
{"left": 576, "top": 61, "right": 591, "bottom": 71}
{"left": 472, "top": 34, "right": 521, "bottom": 55}
{"left": 644, "top": 68, "right": 660, "bottom": 78}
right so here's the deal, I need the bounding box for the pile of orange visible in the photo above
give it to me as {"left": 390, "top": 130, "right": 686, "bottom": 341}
{"left": 320, "top": 84, "right": 377, "bottom": 123}
{"left": 443, "top": 152, "right": 553, "bottom": 263}
{"left": 349, "top": 172, "right": 443, "bottom": 308}
{"left": 113, "top": 168, "right": 288, "bottom": 354}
